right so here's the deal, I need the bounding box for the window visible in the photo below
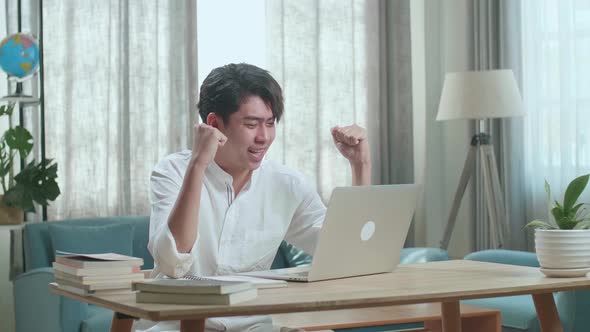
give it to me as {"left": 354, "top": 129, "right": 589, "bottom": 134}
{"left": 521, "top": 0, "right": 590, "bottom": 211}
{"left": 197, "top": 0, "right": 267, "bottom": 86}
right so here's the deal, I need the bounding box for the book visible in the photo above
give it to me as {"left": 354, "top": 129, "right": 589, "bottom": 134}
{"left": 53, "top": 262, "right": 140, "bottom": 276}
{"left": 56, "top": 283, "right": 135, "bottom": 297}
{"left": 135, "top": 287, "right": 258, "bottom": 305}
{"left": 54, "top": 270, "right": 145, "bottom": 284}
{"left": 55, "top": 252, "right": 143, "bottom": 269}
{"left": 132, "top": 278, "right": 253, "bottom": 295}
{"left": 55, "top": 277, "right": 135, "bottom": 291}
{"left": 200, "top": 275, "right": 288, "bottom": 289}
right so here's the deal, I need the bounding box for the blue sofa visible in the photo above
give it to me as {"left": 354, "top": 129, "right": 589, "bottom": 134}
{"left": 462, "top": 249, "right": 588, "bottom": 332}
{"left": 14, "top": 216, "right": 154, "bottom": 332}
{"left": 13, "top": 216, "right": 450, "bottom": 332}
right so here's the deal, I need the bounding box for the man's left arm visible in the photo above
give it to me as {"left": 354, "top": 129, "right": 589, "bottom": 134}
{"left": 285, "top": 124, "right": 371, "bottom": 253}
{"left": 331, "top": 124, "right": 372, "bottom": 185}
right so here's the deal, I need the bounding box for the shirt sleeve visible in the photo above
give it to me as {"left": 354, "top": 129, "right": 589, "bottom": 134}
{"left": 148, "top": 158, "right": 197, "bottom": 278}
{"left": 284, "top": 180, "right": 327, "bottom": 255}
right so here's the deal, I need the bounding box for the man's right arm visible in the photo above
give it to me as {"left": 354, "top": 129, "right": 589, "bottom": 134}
{"left": 167, "top": 123, "right": 227, "bottom": 253}
{"left": 167, "top": 161, "right": 206, "bottom": 253}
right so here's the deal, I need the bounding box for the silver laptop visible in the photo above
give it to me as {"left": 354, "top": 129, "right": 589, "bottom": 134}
{"left": 241, "top": 184, "right": 420, "bottom": 282}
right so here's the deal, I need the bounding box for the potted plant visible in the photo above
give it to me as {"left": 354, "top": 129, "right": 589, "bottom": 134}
{"left": 525, "top": 174, "right": 590, "bottom": 277}
{"left": 0, "top": 102, "right": 60, "bottom": 224}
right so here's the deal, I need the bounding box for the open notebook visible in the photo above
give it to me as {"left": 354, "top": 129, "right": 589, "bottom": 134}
{"left": 183, "top": 274, "right": 288, "bottom": 289}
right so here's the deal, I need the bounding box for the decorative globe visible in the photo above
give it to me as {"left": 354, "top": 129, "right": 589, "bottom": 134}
{"left": 0, "top": 33, "right": 40, "bottom": 82}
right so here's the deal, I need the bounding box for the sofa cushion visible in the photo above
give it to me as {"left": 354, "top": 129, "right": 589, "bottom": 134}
{"left": 49, "top": 223, "right": 135, "bottom": 257}
{"left": 400, "top": 247, "right": 450, "bottom": 263}
{"left": 464, "top": 249, "right": 540, "bottom": 268}
{"left": 23, "top": 216, "right": 153, "bottom": 271}
{"left": 462, "top": 295, "right": 539, "bottom": 331}
{"left": 81, "top": 305, "right": 112, "bottom": 332}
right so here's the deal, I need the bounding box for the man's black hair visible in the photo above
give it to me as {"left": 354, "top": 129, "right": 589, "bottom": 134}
{"left": 197, "top": 63, "right": 284, "bottom": 124}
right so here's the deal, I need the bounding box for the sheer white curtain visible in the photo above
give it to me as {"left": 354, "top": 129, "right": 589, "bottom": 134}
{"left": 198, "top": 0, "right": 383, "bottom": 201}
{"left": 265, "top": 0, "right": 383, "bottom": 200}
{"left": 41, "top": 0, "right": 388, "bottom": 219}
{"left": 43, "top": 0, "right": 197, "bottom": 219}
{"left": 521, "top": 0, "right": 590, "bottom": 223}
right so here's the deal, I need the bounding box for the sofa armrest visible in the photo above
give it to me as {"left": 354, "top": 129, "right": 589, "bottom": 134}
{"left": 273, "top": 245, "right": 450, "bottom": 268}
{"left": 464, "top": 249, "right": 540, "bottom": 268}
{"left": 14, "top": 267, "right": 88, "bottom": 332}
{"left": 400, "top": 247, "right": 450, "bottom": 264}
{"left": 275, "top": 241, "right": 313, "bottom": 268}
{"left": 464, "top": 250, "right": 584, "bottom": 330}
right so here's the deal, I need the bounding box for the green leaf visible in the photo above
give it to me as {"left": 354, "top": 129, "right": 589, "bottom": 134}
{"left": 0, "top": 103, "right": 15, "bottom": 116}
{"left": 3, "top": 159, "right": 60, "bottom": 212}
{"left": 4, "top": 126, "right": 33, "bottom": 159}
{"left": 547, "top": 216, "right": 560, "bottom": 228}
{"left": 551, "top": 206, "right": 564, "bottom": 221}
{"left": 524, "top": 220, "right": 558, "bottom": 230}
{"left": 564, "top": 174, "right": 590, "bottom": 211}
{"left": 573, "top": 202, "right": 585, "bottom": 214}
{"left": 557, "top": 217, "right": 578, "bottom": 229}
{"left": 574, "top": 203, "right": 590, "bottom": 220}
{"left": 551, "top": 206, "right": 579, "bottom": 229}
{"left": 574, "top": 221, "right": 590, "bottom": 230}
{"left": 545, "top": 179, "right": 552, "bottom": 204}
{"left": 4, "top": 185, "right": 33, "bottom": 212}
{"left": 0, "top": 141, "right": 10, "bottom": 178}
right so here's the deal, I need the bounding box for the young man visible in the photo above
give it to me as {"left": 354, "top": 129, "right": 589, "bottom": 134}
{"left": 137, "top": 63, "right": 371, "bottom": 332}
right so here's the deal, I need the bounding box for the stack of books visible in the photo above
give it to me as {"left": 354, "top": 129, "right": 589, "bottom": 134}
{"left": 133, "top": 277, "right": 258, "bottom": 305}
{"left": 53, "top": 252, "right": 145, "bottom": 296}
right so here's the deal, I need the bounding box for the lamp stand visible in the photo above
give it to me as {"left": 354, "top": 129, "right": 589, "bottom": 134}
{"left": 440, "top": 133, "right": 508, "bottom": 250}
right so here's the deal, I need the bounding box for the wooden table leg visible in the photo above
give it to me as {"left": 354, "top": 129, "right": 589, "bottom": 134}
{"left": 110, "top": 312, "right": 134, "bottom": 332}
{"left": 441, "top": 301, "right": 462, "bottom": 332}
{"left": 180, "top": 319, "right": 205, "bottom": 332}
{"left": 532, "top": 293, "right": 564, "bottom": 332}
{"left": 424, "top": 308, "right": 500, "bottom": 332}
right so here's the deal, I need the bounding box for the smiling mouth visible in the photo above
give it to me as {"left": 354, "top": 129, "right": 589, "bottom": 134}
{"left": 248, "top": 147, "right": 266, "bottom": 153}
{"left": 248, "top": 148, "right": 267, "bottom": 161}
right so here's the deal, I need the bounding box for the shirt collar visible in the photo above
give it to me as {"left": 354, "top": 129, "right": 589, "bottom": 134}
{"left": 205, "top": 160, "right": 264, "bottom": 193}
{"left": 206, "top": 161, "right": 234, "bottom": 185}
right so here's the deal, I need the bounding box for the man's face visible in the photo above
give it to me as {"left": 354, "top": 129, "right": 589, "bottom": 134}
{"left": 214, "top": 95, "right": 276, "bottom": 174}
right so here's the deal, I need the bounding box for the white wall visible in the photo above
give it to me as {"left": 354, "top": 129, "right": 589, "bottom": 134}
{"left": 411, "top": 0, "right": 475, "bottom": 258}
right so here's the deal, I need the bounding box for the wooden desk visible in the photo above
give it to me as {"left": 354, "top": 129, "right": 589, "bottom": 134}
{"left": 50, "top": 260, "right": 590, "bottom": 332}
{"left": 272, "top": 303, "right": 501, "bottom": 331}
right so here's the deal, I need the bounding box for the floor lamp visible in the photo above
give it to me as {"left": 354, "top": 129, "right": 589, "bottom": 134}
{"left": 437, "top": 70, "right": 525, "bottom": 250}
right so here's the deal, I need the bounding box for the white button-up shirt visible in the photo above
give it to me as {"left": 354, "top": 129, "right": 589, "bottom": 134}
{"left": 135, "top": 150, "right": 326, "bottom": 332}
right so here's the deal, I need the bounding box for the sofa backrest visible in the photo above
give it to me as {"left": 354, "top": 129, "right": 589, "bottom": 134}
{"left": 270, "top": 245, "right": 450, "bottom": 269}
{"left": 23, "top": 216, "right": 153, "bottom": 271}
{"left": 22, "top": 215, "right": 450, "bottom": 274}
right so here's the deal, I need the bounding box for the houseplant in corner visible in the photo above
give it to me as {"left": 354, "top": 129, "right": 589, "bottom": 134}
{"left": 525, "top": 174, "right": 590, "bottom": 277}
{"left": 0, "top": 102, "right": 60, "bottom": 224}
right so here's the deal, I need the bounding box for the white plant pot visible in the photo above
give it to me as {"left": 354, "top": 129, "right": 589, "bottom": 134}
{"left": 535, "top": 229, "right": 590, "bottom": 269}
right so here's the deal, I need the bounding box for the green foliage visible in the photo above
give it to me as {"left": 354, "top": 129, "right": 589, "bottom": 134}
{"left": 0, "top": 103, "right": 15, "bottom": 116}
{"left": 525, "top": 220, "right": 557, "bottom": 230}
{"left": 0, "top": 102, "right": 60, "bottom": 212}
{"left": 5, "top": 126, "right": 33, "bottom": 158}
{"left": 525, "top": 174, "right": 590, "bottom": 230}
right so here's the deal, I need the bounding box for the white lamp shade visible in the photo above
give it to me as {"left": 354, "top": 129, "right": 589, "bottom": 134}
{"left": 436, "top": 69, "right": 525, "bottom": 121}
